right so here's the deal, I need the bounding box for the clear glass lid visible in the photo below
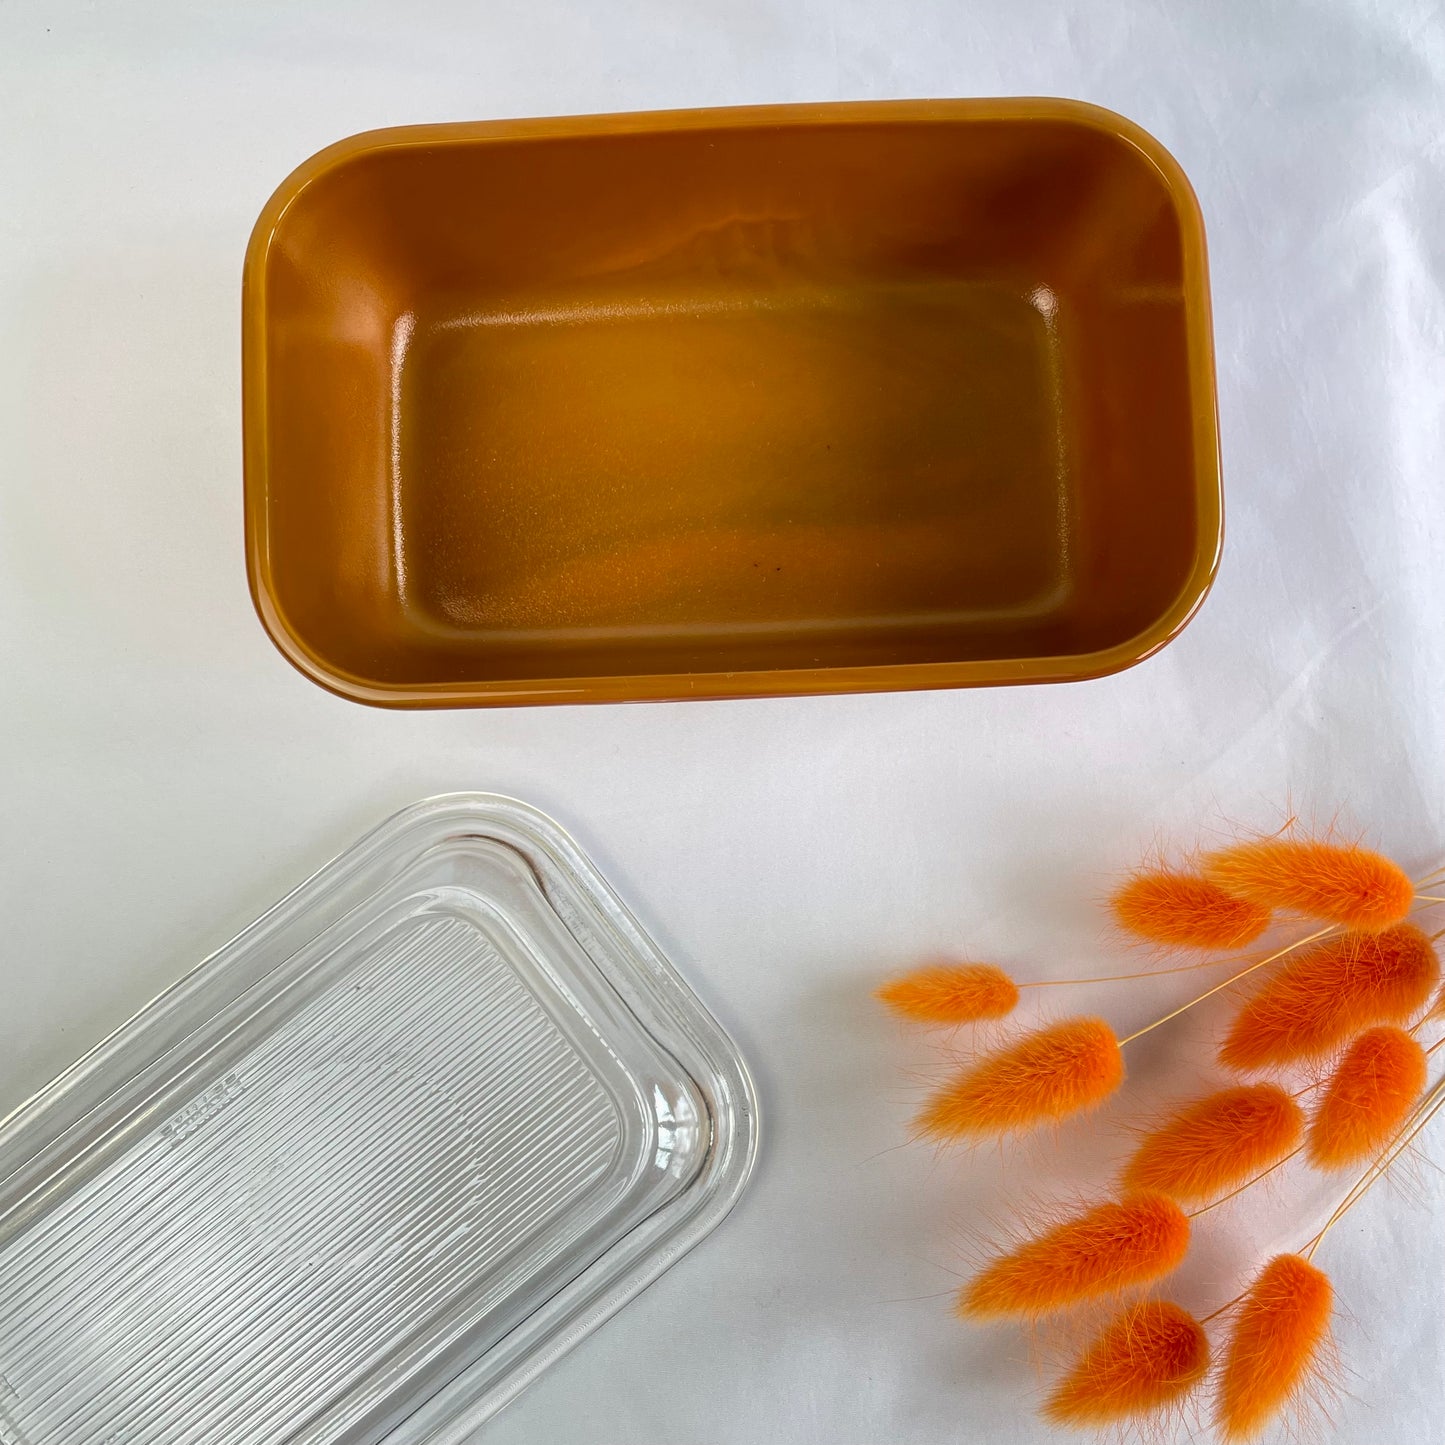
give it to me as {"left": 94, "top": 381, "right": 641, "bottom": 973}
{"left": 0, "top": 794, "right": 758, "bottom": 1444}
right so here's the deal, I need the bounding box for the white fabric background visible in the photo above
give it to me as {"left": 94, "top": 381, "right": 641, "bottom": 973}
{"left": 3, "top": 2, "right": 1444, "bottom": 1441}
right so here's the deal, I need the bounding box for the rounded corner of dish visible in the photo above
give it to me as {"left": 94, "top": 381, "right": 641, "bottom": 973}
{"left": 240, "top": 576, "right": 409, "bottom": 711}
{"left": 243, "top": 124, "right": 430, "bottom": 287}
{"left": 1032, "top": 97, "right": 1208, "bottom": 238}
{"left": 1084, "top": 556, "right": 1225, "bottom": 685}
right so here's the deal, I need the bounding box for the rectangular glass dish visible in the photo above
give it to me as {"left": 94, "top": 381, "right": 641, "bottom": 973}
{"left": 243, "top": 99, "right": 1220, "bottom": 706}
{"left": 0, "top": 796, "right": 758, "bottom": 1443}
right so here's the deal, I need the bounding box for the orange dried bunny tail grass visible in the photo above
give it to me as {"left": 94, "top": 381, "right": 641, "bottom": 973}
{"left": 1203, "top": 837, "right": 1412, "bottom": 931}
{"left": 1122, "top": 1084, "right": 1303, "bottom": 1204}
{"left": 1305, "top": 1025, "right": 1427, "bottom": 1170}
{"left": 1043, "top": 1299, "right": 1209, "bottom": 1426}
{"left": 915, "top": 1017, "right": 1122, "bottom": 1141}
{"left": 1112, "top": 869, "right": 1271, "bottom": 950}
{"left": 1219, "top": 923, "right": 1439, "bottom": 1071}
{"left": 875, "top": 963, "right": 1018, "bottom": 1025}
{"left": 1216, "top": 1254, "right": 1333, "bottom": 1442}
{"left": 959, "top": 1192, "right": 1189, "bottom": 1320}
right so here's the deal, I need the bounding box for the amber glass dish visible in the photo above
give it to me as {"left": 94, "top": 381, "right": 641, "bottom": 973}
{"left": 243, "top": 99, "right": 1220, "bottom": 706}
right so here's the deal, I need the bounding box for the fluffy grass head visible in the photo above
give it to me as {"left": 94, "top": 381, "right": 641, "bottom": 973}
{"left": 1203, "top": 838, "right": 1412, "bottom": 931}
{"left": 915, "top": 1017, "right": 1123, "bottom": 1142}
{"left": 1112, "top": 869, "right": 1271, "bottom": 950}
{"left": 1216, "top": 1254, "right": 1333, "bottom": 1442}
{"left": 1305, "top": 1025, "right": 1426, "bottom": 1170}
{"left": 959, "top": 1192, "right": 1189, "bottom": 1320}
{"left": 1219, "top": 923, "right": 1439, "bottom": 1071}
{"left": 1043, "top": 1298, "right": 1209, "bottom": 1426}
{"left": 1122, "top": 1084, "right": 1302, "bottom": 1204}
{"left": 875, "top": 963, "right": 1018, "bottom": 1025}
